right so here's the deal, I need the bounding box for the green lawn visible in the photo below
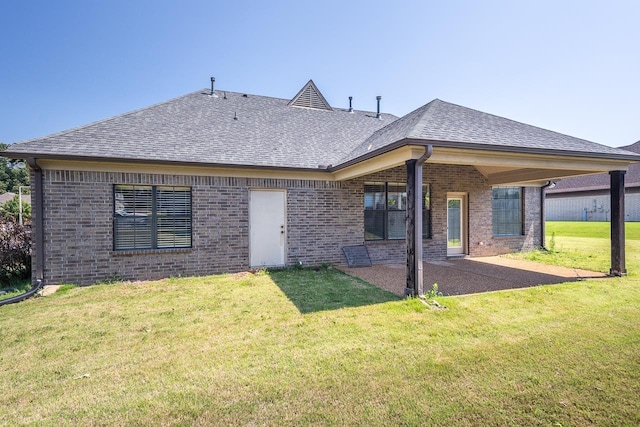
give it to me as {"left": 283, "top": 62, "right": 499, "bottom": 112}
{"left": 0, "top": 278, "right": 31, "bottom": 302}
{"left": 547, "top": 221, "right": 640, "bottom": 240}
{"left": 2, "top": 260, "right": 640, "bottom": 425}
{"left": 513, "top": 221, "right": 640, "bottom": 276}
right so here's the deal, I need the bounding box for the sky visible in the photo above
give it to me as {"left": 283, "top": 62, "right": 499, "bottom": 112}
{"left": 1, "top": 0, "right": 639, "bottom": 147}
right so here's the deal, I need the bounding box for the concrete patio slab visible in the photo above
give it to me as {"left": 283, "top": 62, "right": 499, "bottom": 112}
{"left": 40, "top": 285, "right": 61, "bottom": 296}
{"left": 338, "top": 256, "right": 607, "bottom": 296}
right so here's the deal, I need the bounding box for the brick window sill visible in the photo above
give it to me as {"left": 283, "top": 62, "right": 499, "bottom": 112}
{"left": 111, "top": 248, "right": 193, "bottom": 256}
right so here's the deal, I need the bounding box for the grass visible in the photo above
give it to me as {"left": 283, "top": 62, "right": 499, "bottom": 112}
{"left": 0, "top": 277, "right": 31, "bottom": 301}
{"left": 546, "top": 221, "right": 640, "bottom": 240}
{"left": 511, "top": 221, "right": 640, "bottom": 276}
{"left": 269, "top": 265, "right": 399, "bottom": 313}
{"left": 1, "top": 259, "right": 640, "bottom": 425}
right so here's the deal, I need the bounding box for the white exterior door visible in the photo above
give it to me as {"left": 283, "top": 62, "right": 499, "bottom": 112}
{"left": 249, "top": 190, "right": 286, "bottom": 268}
{"left": 447, "top": 194, "right": 467, "bottom": 256}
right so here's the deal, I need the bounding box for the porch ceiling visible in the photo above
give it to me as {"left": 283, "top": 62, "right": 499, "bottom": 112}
{"left": 431, "top": 147, "right": 632, "bottom": 186}
{"left": 332, "top": 144, "right": 635, "bottom": 185}
{"left": 473, "top": 166, "right": 603, "bottom": 186}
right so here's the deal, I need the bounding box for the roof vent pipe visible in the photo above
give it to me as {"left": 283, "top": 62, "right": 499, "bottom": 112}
{"left": 376, "top": 96, "right": 382, "bottom": 119}
{"left": 209, "top": 77, "right": 218, "bottom": 97}
{"left": 348, "top": 96, "right": 353, "bottom": 113}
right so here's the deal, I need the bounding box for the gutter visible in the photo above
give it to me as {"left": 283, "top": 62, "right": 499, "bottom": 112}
{"left": 329, "top": 138, "right": 640, "bottom": 173}
{"left": 1, "top": 152, "right": 333, "bottom": 174}
{"left": 5, "top": 136, "right": 639, "bottom": 177}
{"left": 328, "top": 139, "right": 414, "bottom": 172}
{"left": 422, "top": 140, "right": 640, "bottom": 162}
{"left": 418, "top": 144, "right": 433, "bottom": 164}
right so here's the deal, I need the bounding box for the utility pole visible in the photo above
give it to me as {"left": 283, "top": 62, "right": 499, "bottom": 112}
{"left": 18, "top": 186, "right": 29, "bottom": 225}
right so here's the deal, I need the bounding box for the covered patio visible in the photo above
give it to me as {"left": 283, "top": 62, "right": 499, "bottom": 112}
{"left": 331, "top": 99, "right": 640, "bottom": 296}
{"left": 339, "top": 256, "right": 607, "bottom": 296}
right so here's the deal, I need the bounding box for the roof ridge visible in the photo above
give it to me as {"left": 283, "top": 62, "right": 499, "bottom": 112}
{"left": 12, "top": 89, "right": 205, "bottom": 145}
{"left": 363, "top": 98, "right": 439, "bottom": 142}
{"left": 222, "top": 88, "right": 390, "bottom": 116}
{"left": 218, "top": 90, "right": 292, "bottom": 102}
{"left": 406, "top": 99, "right": 439, "bottom": 139}
{"left": 620, "top": 140, "right": 640, "bottom": 153}
{"left": 7, "top": 87, "right": 395, "bottom": 148}
{"left": 434, "top": 98, "right": 605, "bottom": 147}
{"left": 334, "top": 99, "right": 435, "bottom": 165}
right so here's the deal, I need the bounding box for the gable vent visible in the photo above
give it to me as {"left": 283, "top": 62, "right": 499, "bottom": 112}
{"left": 288, "top": 80, "right": 333, "bottom": 111}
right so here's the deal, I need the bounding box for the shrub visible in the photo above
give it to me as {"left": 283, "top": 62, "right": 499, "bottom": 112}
{"left": 0, "top": 194, "right": 31, "bottom": 222}
{"left": 0, "top": 217, "right": 32, "bottom": 283}
{"left": 548, "top": 231, "right": 556, "bottom": 253}
{"left": 425, "top": 282, "right": 443, "bottom": 299}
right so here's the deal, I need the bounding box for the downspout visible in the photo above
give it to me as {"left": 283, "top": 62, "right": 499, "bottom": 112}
{"left": 540, "top": 181, "right": 554, "bottom": 250}
{"left": 27, "top": 158, "right": 44, "bottom": 282}
{"left": 418, "top": 144, "right": 434, "bottom": 166}
{"left": 408, "top": 144, "right": 433, "bottom": 298}
{"left": 1, "top": 158, "right": 45, "bottom": 306}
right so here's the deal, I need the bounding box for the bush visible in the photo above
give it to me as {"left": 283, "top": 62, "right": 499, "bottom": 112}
{"left": 0, "top": 217, "right": 32, "bottom": 284}
{"left": 0, "top": 194, "right": 31, "bottom": 222}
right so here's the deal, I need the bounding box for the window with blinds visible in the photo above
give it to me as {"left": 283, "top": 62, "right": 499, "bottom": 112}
{"left": 113, "top": 185, "right": 192, "bottom": 250}
{"left": 492, "top": 187, "right": 523, "bottom": 236}
{"left": 364, "top": 182, "right": 431, "bottom": 241}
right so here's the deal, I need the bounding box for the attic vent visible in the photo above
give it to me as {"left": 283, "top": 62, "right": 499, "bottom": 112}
{"left": 288, "top": 79, "right": 333, "bottom": 111}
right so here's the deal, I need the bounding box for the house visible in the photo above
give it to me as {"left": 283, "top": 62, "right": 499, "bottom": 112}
{"left": 1, "top": 192, "right": 15, "bottom": 205}
{"left": 0, "top": 192, "right": 31, "bottom": 206}
{"left": 546, "top": 140, "right": 640, "bottom": 221}
{"left": 3, "top": 79, "right": 639, "bottom": 293}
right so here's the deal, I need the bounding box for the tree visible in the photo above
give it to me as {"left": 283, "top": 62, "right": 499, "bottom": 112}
{"left": 0, "top": 216, "right": 32, "bottom": 282}
{"left": 0, "top": 143, "right": 30, "bottom": 194}
{"left": 0, "top": 194, "right": 31, "bottom": 222}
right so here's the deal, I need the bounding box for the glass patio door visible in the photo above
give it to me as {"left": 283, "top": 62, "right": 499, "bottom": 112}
{"left": 447, "top": 196, "right": 465, "bottom": 255}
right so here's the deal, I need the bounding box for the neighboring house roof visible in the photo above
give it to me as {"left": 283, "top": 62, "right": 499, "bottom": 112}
{"left": 0, "top": 192, "right": 15, "bottom": 204}
{"left": 0, "top": 192, "right": 31, "bottom": 205}
{"left": 547, "top": 140, "right": 640, "bottom": 194}
{"left": 4, "top": 81, "right": 640, "bottom": 172}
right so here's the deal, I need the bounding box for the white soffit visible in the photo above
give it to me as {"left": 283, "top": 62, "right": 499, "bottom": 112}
{"left": 431, "top": 147, "right": 631, "bottom": 185}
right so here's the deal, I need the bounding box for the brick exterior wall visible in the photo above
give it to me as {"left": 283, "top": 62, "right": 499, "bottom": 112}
{"left": 37, "top": 170, "right": 366, "bottom": 285}
{"left": 35, "top": 164, "right": 541, "bottom": 285}
{"left": 362, "top": 164, "right": 541, "bottom": 262}
{"left": 287, "top": 180, "right": 364, "bottom": 265}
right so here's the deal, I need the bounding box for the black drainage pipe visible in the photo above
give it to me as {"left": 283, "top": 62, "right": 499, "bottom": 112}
{"left": 0, "top": 279, "right": 44, "bottom": 307}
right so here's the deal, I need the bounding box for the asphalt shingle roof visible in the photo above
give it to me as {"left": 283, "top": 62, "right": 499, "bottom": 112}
{"left": 4, "top": 87, "right": 639, "bottom": 170}
{"left": 4, "top": 89, "right": 395, "bottom": 170}
{"left": 548, "top": 140, "right": 640, "bottom": 193}
{"left": 341, "top": 99, "right": 639, "bottom": 164}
